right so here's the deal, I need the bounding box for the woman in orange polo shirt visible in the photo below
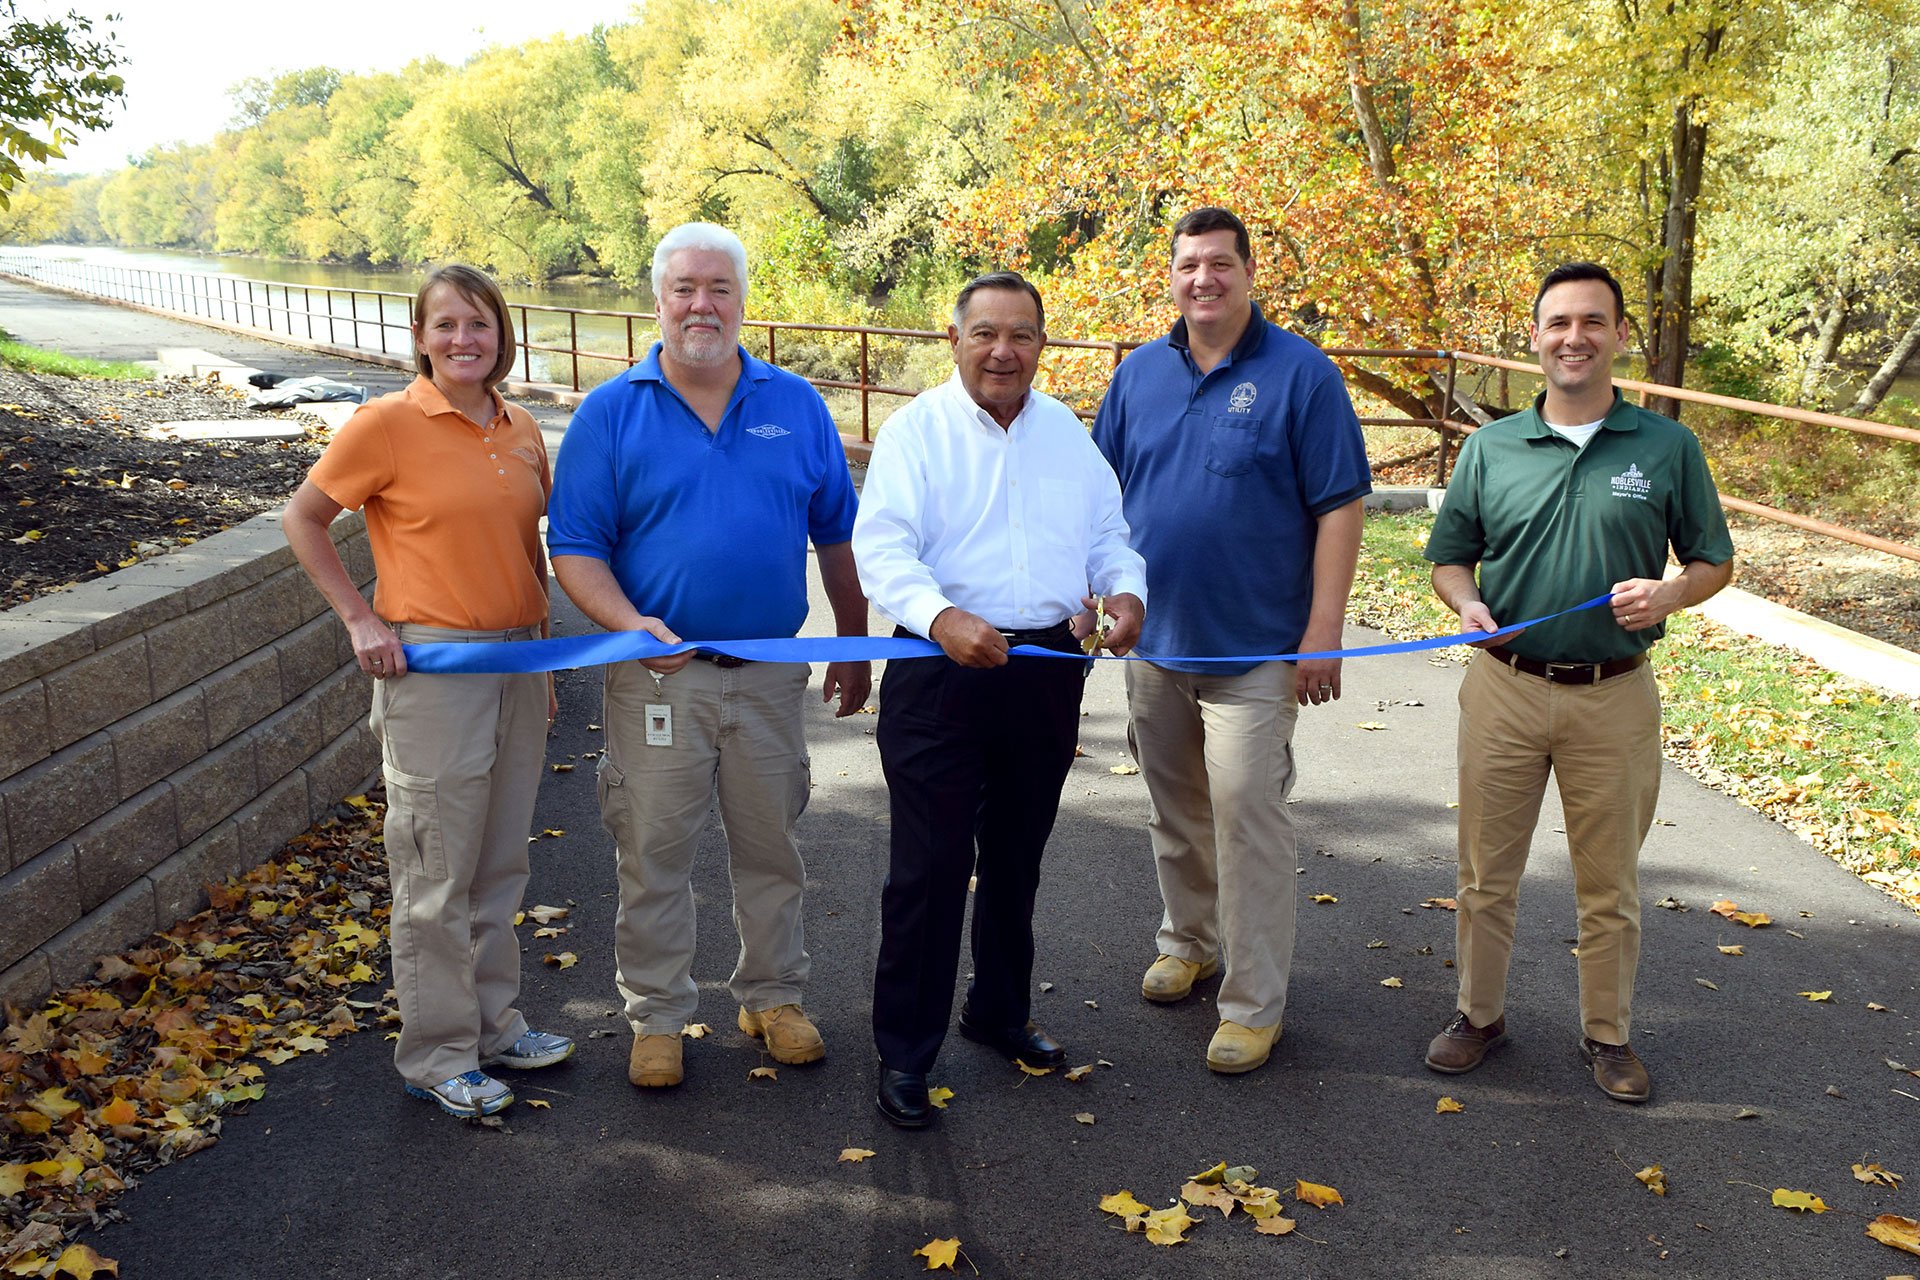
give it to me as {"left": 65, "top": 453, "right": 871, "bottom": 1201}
{"left": 283, "top": 264, "right": 573, "bottom": 1119}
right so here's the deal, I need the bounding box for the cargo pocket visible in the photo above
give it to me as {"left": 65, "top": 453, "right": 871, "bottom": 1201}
{"left": 597, "top": 756, "right": 635, "bottom": 852}
{"left": 790, "top": 754, "right": 813, "bottom": 824}
{"left": 382, "top": 765, "right": 447, "bottom": 879}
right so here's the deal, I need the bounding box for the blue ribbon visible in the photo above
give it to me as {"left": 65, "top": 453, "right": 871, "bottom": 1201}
{"left": 402, "top": 594, "right": 1615, "bottom": 675}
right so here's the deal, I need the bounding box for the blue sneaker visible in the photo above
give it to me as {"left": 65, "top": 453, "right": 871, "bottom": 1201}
{"left": 481, "top": 1029, "right": 575, "bottom": 1070}
{"left": 405, "top": 1070, "right": 514, "bottom": 1118}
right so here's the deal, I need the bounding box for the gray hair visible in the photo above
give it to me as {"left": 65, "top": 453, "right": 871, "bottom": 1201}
{"left": 952, "top": 270, "right": 1045, "bottom": 332}
{"left": 651, "top": 222, "right": 749, "bottom": 301}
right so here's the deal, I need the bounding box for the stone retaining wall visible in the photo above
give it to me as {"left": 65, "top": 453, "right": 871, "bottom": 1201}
{"left": 0, "top": 512, "right": 378, "bottom": 1014}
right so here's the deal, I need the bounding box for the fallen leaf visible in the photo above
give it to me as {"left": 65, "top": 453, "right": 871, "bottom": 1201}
{"left": 1772, "top": 1188, "right": 1828, "bottom": 1213}
{"left": 1355, "top": 721, "right": 1388, "bottom": 731}
{"left": 682, "top": 1023, "right": 711, "bottom": 1039}
{"left": 1826, "top": 1084, "right": 1847, "bottom": 1099}
{"left": 1696, "top": 978, "right": 1720, "bottom": 991}
{"left": 1074, "top": 1112, "right": 1094, "bottom": 1125}
{"left": 1867, "top": 1213, "right": 1920, "bottom": 1257}
{"left": 748, "top": 1066, "right": 778, "bottom": 1081}
{"left": 1366, "top": 939, "right": 1388, "bottom": 949}
{"left": 1099, "top": 1190, "right": 1151, "bottom": 1217}
{"left": 51, "top": 1244, "right": 118, "bottom": 1278}
{"left": 913, "top": 1237, "right": 961, "bottom": 1270}
{"left": 1181, "top": 1180, "right": 1238, "bottom": 1217}
{"left": 1734, "top": 911, "right": 1771, "bottom": 928}
{"left": 1254, "top": 1216, "right": 1297, "bottom": 1236}
{"left": 524, "top": 1099, "right": 551, "bottom": 1110}
{"left": 1109, "top": 764, "right": 1139, "bottom": 775}
{"left": 1310, "top": 894, "right": 1338, "bottom": 904}
{"left": 550, "top": 763, "right": 574, "bottom": 772}
{"left": 1868, "top": 1002, "right": 1890, "bottom": 1012}
{"left": 1435, "top": 1096, "right": 1464, "bottom": 1114}
{"left": 1065, "top": 1064, "right": 1094, "bottom": 1082}
{"left": 1422, "top": 897, "right": 1457, "bottom": 911}
{"left": 1855, "top": 1162, "right": 1904, "bottom": 1188}
{"left": 532, "top": 926, "right": 565, "bottom": 939}
{"left": 1380, "top": 977, "right": 1404, "bottom": 989}
{"left": 928, "top": 1086, "right": 954, "bottom": 1109}
{"left": 1717, "top": 945, "right": 1744, "bottom": 956}
{"left": 97, "top": 1098, "right": 139, "bottom": 1127}
{"left": 1636, "top": 1165, "right": 1668, "bottom": 1196}
{"left": 1189, "top": 1161, "right": 1227, "bottom": 1185}
{"left": 525, "top": 905, "right": 570, "bottom": 924}
{"left": 1015, "top": 1061, "right": 1053, "bottom": 1076}
{"left": 1142, "top": 1205, "right": 1197, "bottom": 1245}
{"left": 1655, "top": 895, "right": 1688, "bottom": 911}
{"left": 1295, "top": 1180, "right": 1344, "bottom": 1208}
{"left": 1710, "top": 899, "right": 1740, "bottom": 918}
{"left": 1734, "top": 1107, "right": 1761, "bottom": 1119}
{"left": 1798, "top": 990, "right": 1832, "bottom": 1002}
{"left": 542, "top": 952, "right": 578, "bottom": 969}
{"left": 838, "top": 1147, "right": 876, "bottom": 1163}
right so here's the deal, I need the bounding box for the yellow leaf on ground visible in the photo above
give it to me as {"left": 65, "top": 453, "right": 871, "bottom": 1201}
{"left": 1181, "top": 1180, "right": 1238, "bottom": 1217}
{"left": 928, "top": 1086, "right": 954, "bottom": 1109}
{"left": 1798, "top": 990, "right": 1832, "bottom": 1001}
{"left": 1015, "top": 1060, "right": 1053, "bottom": 1076}
{"left": 524, "top": 1100, "right": 551, "bottom": 1110}
{"left": 344, "top": 794, "right": 375, "bottom": 810}
{"left": 1254, "top": 1216, "right": 1297, "bottom": 1236}
{"left": 1295, "top": 1179, "right": 1344, "bottom": 1208}
{"left": 681, "top": 1023, "right": 711, "bottom": 1039}
{"left": 1380, "top": 977, "right": 1404, "bottom": 988}
{"left": 97, "top": 1098, "right": 139, "bottom": 1127}
{"left": 1188, "top": 1161, "right": 1227, "bottom": 1185}
{"left": 1310, "top": 894, "right": 1338, "bottom": 904}
{"left": 1355, "top": 721, "right": 1388, "bottom": 731}
{"left": 913, "top": 1238, "right": 961, "bottom": 1270}
{"left": 0, "top": 1165, "right": 27, "bottom": 1196}
{"left": 52, "top": 1244, "right": 118, "bottom": 1278}
{"left": 1718, "top": 945, "right": 1744, "bottom": 956}
{"left": 542, "top": 952, "right": 577, "bottom": 969}
{"left": 1143, "top": 1206, "right": 1197, "bottom": 1245}
{"left": 1099, "top": 1190, "right": 1152, "bottom": 1217}
{"left": 1710, "top": 899, "right": 1740, "bottom": 918}
{"left": 1733, "top": 911, "right": 1771, "bottom": 928}
{"left": 525, "top": 905, "right": 570, "bottom": 924}
{"left": 1074, "top": 1112, "right": 1094, "bottom": 1125}
{"left": 1109, "top": 764, "right": 1140, "bottom": 775}
{"left": 1635, "top": 1165, "right": 1667, "bottom": 1196}
{"left": 532, "top": 927, "right": 565, "bottom": 939}
{"left": 1869, "top": 1002, "right": 1890, "bottom": 1011}
{"left": 9, "top": 1110, "right": 51, "bottom": 1134}
{"left": 1422, "top": 897, "right": 1457, "bottom": 910}
{"left": 748, "top": 1066, "right": 778, "bottom": 1081}
{"left": 1855, "top": 1162, "right": 1904, "bottom": 1188}
{"left": 1772, "top": 1188, "right": 1828, "bottom": 1213}
{"left": 838, "top": 1148, "right": 876, "bottom": 1163}
{"left": 346, "top": 962, "right": 375, "bottom": 983}
{"left": 31, "top": 1087, "right": 81, "bottom": 1119}
{"left": 1065, "top": 1064, "right": 1094, "bottom": 1081}
{"left": 1867, "top": 1213, "right": 1920, "bottom": 1257}
{"left": 1435, "top": 1096, "right": 1464, "bottom": 1114}
{"left": 550, "top": 763, "right": 574, "bottom": 772}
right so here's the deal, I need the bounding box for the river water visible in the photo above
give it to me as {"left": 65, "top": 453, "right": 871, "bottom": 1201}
{"left": 3, "top": 243, "right": 659, "bottom": 389}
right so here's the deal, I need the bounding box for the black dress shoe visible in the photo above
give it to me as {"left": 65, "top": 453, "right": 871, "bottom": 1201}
{"left": 956, "top": 1010, "right": 1067, "bottom": 1068}
{"left": 876, "top": 1065, "right": 933, "bottom": 1128}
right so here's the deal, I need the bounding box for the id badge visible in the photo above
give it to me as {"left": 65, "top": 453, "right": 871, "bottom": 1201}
{"left": 645, "top": 704, "right": 673, "bottom": 747}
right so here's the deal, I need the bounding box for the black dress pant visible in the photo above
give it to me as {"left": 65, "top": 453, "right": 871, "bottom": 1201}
{"left": 871, "top": 631, "right": 1086, "bottom": 1074}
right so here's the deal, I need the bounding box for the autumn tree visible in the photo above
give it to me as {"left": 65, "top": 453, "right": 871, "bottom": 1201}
{"left": 0, "top": 1, "right": 124, "bottom": 208}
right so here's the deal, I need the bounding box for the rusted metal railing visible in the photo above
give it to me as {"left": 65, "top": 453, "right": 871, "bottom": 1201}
{"left": 2, "top": 251, "right": 1914, "bottom": 563}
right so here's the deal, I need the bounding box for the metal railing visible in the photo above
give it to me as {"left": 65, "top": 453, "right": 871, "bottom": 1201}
{"left": 3, "top": 251, "right": 1915, "bottom": 563}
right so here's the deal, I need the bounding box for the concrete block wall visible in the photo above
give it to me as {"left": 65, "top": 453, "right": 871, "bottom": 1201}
{"left": 0, "top": 512, "right": 380, "bottom": 1016}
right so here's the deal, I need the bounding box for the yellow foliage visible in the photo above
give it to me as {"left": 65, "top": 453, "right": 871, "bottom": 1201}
{"left": 1772, "top": 1188, "right": 1828, "bottom": 1213}
{"left": 1295, "top": 1179, "right": 1344, "bottom": 1209}
{"left": 912, "top": 1238, "right": 961, "bottom": 1270}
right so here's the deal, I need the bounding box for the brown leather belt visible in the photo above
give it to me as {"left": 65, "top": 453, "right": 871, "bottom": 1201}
{"left": 1485, "top": 643, "right": 1646, "bottom": 686}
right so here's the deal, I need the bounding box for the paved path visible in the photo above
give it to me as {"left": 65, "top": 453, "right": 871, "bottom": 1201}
{"left": 4, "top": 278, "right": 1918, "bottom": 1279}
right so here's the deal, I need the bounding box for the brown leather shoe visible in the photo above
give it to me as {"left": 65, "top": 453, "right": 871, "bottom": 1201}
{"left": 1581, "top": 1037, "right": 1650, "bottom": 1103}
{"left": 1424, "top": 1012, "right": 1507, "bottom": 1073}
{"left": 628, "top": 1032, "right": 683, "bottom": 1088}
{"left": 737, "top": 1004, "right": 826, "bottom": 1065}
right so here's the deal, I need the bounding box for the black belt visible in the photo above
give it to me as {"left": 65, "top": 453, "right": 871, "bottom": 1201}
{"left": 692, "top": 651, "right": 750, "bottom": 669}
{"left": 998, "top": 620, "right": 1075, "bottom": 643}
{"left": 1486, "top": 643, "right": 1646, "bottom": 686}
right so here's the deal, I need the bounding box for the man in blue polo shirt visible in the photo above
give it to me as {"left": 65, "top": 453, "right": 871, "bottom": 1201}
{"left": 1093, "top": 207, "right": 1371, "bottom": 1075}
{"left": 547, "top": 222, "right": 870, "bottom": 1091}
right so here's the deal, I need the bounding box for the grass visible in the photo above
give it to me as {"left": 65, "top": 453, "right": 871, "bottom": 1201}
{"left": 0, "top": 329, "right": 151, "bottom": 381}
{"left": 1354, "top": 509, "right": 1920, "bottom": 909}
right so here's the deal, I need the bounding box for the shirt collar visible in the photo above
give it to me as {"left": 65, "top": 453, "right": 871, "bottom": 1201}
{"left": 405, "top": 374, "right": 503, "bottom": 424}
{"left": 625, "top": 342, "right": 774, "bottom": 389}
{"left": 1167, "top": 299, "right": 1270, "bottom": 367}
{"left": 943, "top": 369, "right": 1032, "bottom": 431}
{"left": 1518, "top": 388, "right": 1635, "bottom": 439}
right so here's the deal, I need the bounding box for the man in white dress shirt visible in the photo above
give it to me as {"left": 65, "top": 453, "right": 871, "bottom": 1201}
{"left": 853, "top": 271, "right": 1147, "bottom": 1128}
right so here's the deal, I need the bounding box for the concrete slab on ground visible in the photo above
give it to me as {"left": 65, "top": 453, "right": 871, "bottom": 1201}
{"left": 140, "top": 419, "right": 309, "bottom": 444}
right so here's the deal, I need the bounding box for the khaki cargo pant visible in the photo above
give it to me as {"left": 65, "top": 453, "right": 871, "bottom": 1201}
{"left": 374, "top": 624, "right": 546, "bottom": 1088}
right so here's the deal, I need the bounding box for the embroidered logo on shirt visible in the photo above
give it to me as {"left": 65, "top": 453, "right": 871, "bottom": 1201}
{"left": 1228, "top": 382, "right": 1258, "bottom": 414}
{"left": 509, "top": 446, "right": 540, "bottom": 470}
{"left": 1610, "top": 462, "right": 1651, "bottom": 500}
{"left": 746, "top": 424, "right": 791, "bottom": 439}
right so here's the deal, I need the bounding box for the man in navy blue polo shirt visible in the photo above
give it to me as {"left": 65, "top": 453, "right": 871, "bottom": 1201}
{"left": 1093, "top": 207, "right": 1371, "bottom": 1075}
{"left": 547, "top": 222, "right": 871, "bottom": 1092}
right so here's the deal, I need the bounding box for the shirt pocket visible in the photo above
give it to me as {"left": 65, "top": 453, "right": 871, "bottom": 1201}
{"left": 1206, "top": 415, "right": 1264, "bottom": 478}
{"left": 1033, "top": 478, "right": 1087, "bottom": 547}
{"left": 381, "top": 764, "right": 447, "bottom": 879}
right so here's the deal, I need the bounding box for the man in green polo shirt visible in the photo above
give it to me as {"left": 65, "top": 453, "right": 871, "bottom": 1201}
{"left": 1420, "top": 262, "right": 1734, "bottom": 1103}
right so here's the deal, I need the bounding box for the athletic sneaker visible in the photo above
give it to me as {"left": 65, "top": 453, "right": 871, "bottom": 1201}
{"left": 481, "top": 1029, "right": 576, "bottom": 1070}
{"left": 405, "top": 1070, "right": 514, "bottom": 1118}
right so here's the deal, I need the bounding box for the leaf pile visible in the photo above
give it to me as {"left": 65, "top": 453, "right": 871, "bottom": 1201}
{"left": 1099, "top": 1161, "right": 1342, "bottom": 1247}
{"left": 0, "top": 801, "right": 393, "bottom": 1275}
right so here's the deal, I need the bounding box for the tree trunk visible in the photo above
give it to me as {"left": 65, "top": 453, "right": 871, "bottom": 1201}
{"left": 1797, "top": 286, "right": 1851, "bottom": 407}
{"left": 1645, "top": 99, "right": 1708, "bottom": 420}
{"left": 1845, "top": 314, "right": 1920, "bottom": 418}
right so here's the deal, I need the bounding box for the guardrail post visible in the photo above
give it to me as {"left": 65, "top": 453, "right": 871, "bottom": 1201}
{"left": 570, "top": 311, "right": 580, "bottom": 390}
{"left": 1436, "top": 353, "right": 1458, "bottom": 486}
{"left": 860, "top": 331, "right": 871, "bottom": 442}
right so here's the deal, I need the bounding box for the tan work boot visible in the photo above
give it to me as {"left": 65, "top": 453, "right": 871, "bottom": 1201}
{"left": 1141, "top": 954, "right": 1220, "bottom": 1004}
{"left": 628, "top": 1032, "right": 683, "bottom": 1088}
{"left": 1206, "top": 1019, "right": 1281, "bottom": 1074}
{"left": 737, "top": 1004, "right": 826, "bottom": 1065}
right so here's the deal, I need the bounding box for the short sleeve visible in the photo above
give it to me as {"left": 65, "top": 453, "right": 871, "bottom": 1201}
{"left": 306, "top": 401, "right": 396, "bottom": 512}
{"left": 1423, "top": 435, "right": 1487, "bottom": 566}
{"left": 1668, "top": 431, "right": 1734, "bottom": 566}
